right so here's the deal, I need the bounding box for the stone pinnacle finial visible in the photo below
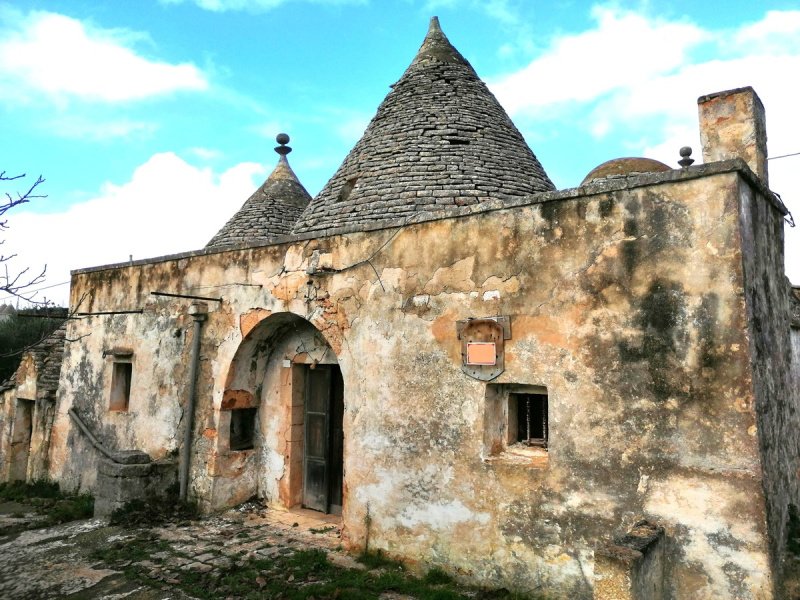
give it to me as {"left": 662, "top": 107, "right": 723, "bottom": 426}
{"left": 412, "top": 16, "right": 470, "bottom": 67}
{"left": 275, "top": 133, "right": 291, "bottom": 156}
{"left": 678, "top": 146, "right": 694, "bottom": 168}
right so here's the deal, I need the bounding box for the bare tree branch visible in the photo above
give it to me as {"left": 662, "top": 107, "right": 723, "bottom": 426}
{"left": 0, "top": 171, "right": 49, "bottom": 304}
{"left": 0, "top": 172, "right": 46, "bottom": 226}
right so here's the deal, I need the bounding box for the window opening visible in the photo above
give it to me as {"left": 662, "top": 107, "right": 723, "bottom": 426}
{"left": 511, "top": 393, "right": 548, "bottom": 447}
{"left": 338, "top": 176, "right": 358, "bottom": 202}
{"left": 109, "top": 362, "right": 132, "bottom": 411}
{"left": 230, "top": 407, "right": 257, "bottom": 451}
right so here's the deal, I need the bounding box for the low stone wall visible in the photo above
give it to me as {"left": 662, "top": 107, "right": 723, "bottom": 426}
{"left": 94, "top": 456, "right": 178, "bottom": 517}
{"left": 594, "top": 521, "right": 665, "bottom": 600}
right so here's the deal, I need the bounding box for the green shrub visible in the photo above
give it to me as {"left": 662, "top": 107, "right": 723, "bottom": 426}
{"left": 424, "top": 567, "right": 455, "bottom": 585}
{"left": 46, "top": 493, "right": 94, "bottom": 525}
{"left": 0, "top": 480, "right": 60, "bottom": 501}
{"left": 0, "top": 480, "right": 93, "bottom": 525}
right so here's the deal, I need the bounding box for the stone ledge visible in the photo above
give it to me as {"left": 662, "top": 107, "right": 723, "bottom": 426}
{"left": 110, "top": 449, "right": 152, "bottom": 465}
{"left": 98, "top": 460, "right": 152, "bottom": 478}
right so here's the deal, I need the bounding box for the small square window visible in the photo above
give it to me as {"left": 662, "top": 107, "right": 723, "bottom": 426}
{"left": 484, "top": 384, "right": 549, "bottom": 465}
{"left": 109, "top": 362, "right": 132, "bottom": 411}
{"left": 230, "top": 407, "right": 258, "bottom": 451}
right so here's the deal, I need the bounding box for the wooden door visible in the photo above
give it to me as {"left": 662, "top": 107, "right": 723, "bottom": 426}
{"left": 303, "top": 366, "right": 344, "bottom": 514}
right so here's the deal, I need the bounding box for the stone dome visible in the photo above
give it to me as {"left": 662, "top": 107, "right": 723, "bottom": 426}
{"left": 581, "top": 157, "right": 671, "bottom": 185}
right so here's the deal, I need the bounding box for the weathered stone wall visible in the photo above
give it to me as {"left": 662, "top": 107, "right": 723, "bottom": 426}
{"left": 0, "top": 326, "right": 65, "bottom": 483}
{"left": 48, "top": 164, "right": 788, "bottom": 598}
{"left": 738, "top": 181, "right": 800, "bottom": 593}
{"left": 0, "top": 387, "right": 20, "bottom": 480}
{"left": 52, "top": 299, "right": 194, "bottom": 490}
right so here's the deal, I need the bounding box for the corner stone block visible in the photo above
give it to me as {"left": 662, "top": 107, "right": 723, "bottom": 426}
{"left": 594, "top": 520, "right": 665, "bottom": 600}
{"left": 698, "top": 86, "right": 768, "bottom": 185}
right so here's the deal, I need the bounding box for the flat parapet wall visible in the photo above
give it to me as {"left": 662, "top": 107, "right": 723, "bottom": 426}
{"left": 70, "top": 159, "right": 786, "bottom": 278}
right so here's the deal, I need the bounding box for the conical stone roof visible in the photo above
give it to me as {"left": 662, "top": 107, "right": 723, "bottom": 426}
{"left": 292, "top": 17, "right": 555, "bottom": 235}
{"left": 207, "top": 135, "right": 311, "bottom": 249}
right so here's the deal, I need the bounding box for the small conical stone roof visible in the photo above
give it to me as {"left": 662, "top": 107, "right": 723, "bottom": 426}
{"left": 207, "top": 135, "right": 311, "bottom": 249}
{"left": 292, "top": 17, "right": 554, "bottom": 235}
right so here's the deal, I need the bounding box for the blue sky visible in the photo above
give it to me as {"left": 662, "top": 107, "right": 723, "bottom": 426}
{"left": 1, "top": 0, "right": 799, "bottom": 305}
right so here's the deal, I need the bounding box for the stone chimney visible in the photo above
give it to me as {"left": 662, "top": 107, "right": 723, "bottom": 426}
{"left": 697, "top": 87, "right": 768, "bottom": 186}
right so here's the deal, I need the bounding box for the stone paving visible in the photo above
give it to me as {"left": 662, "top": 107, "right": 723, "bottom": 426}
{"left": 0, "top": 503, "right": 366, "bottom": 599}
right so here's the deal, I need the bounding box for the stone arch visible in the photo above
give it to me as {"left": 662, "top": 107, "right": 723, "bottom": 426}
{"left": 212, "top": 312, "right": 345, "bottom": 514}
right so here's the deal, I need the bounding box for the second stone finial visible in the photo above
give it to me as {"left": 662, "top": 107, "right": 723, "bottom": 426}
{"left": 275, "top": 133, "right": 291, "bottom": 156}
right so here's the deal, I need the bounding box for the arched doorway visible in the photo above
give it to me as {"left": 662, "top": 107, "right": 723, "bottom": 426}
{"left": 221, "top": 312, "right": 344, "bottom": 514}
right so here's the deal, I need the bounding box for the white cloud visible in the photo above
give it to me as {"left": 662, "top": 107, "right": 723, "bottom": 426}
{"left": 0, "top": 10, "right": 208, "bottom": 103}
{"left": 1, "top": 154, "right": 264, "bottom": 306}
{"left": 47, "top": 116, "right": 157, "bottom": 141}
{"left": 733, "top": 10, "right": 800, "bottom": 53}
{"left": 490, "top": 7, "right": 707, "bottom": 114}
{"left": 489, "top": 6, "right": 800, "bottom": 283}
{"left": 161, "top": 0, "right": 365, "bottom": 12}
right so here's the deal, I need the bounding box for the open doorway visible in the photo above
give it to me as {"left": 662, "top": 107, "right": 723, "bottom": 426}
{"left": 9, "top": 399, "right": 34, "bottom": 481}
{"left": 302, "top": 365, "right": 344, "bottom": 515}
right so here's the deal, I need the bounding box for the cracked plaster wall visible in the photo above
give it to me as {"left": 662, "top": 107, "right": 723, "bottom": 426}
{"left": 49, "top": 169, "right": 795, "bottom": 598}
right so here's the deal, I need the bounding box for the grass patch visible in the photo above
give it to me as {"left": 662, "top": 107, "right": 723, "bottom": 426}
{"left": 424, "top": 567, "right": 455, "bottom": 585}
{"left": 0, "top": 480, "right": 94, "bottom": 525}
{"left": 91, "top": 535, "right": 545, "bottom": 599}
{"left": 309, "top": 525, "right": 337, "bottom": 534}
{"left": 357, "top": 549, "right": 405, "bottom": 571}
